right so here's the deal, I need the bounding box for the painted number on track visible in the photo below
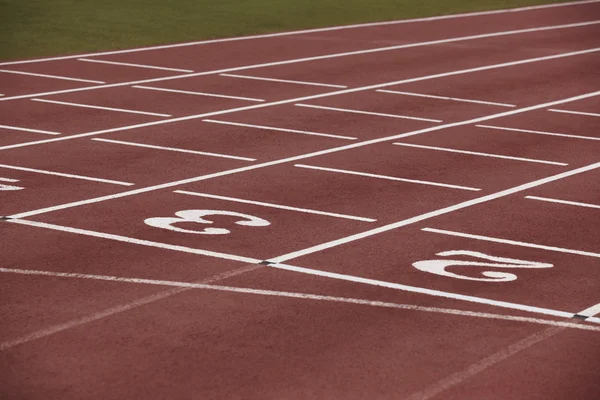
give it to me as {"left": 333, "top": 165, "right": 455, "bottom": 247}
{"left": 412, "top": 250, "right": 553, "bottom": 282}
{"left": 144, "top": 209, "right": 270, "bottom": 235}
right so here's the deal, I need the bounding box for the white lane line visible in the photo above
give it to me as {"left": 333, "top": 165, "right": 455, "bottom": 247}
{"left": 0, "top": 164, "right": 133, "bottom": 186}
{"left": 295, "top": 164, "right": 481, "bottom": 191}
{"left": 2, "top": 24, "right": 600, "bottom": 104}
{"left": 91, "top": 138, "right": 256, "bottom": 162}
{"left": 133, "top": 85, "right": 265, "bottom": 102}
{"left": 268, "top": 160, "right": 600, "bottom": 263}
{"left": 32, "top": 98, "right": 171, "bottom": 117}
{"left": 392, "top": 142, "right": 568, "bottom": 166}
{"left": 578, "top": 303, "right": 600, "bottom": 318}
{"left": 269, "top": 263, "right": 593, "bottom": 322}
{"left": 77, "top": 58, "right": 194, "bottom": 73}
{"left": 296, "top": 103, "right": 442, "bottom": 123}
{"left": 548, "top": 108, "right": 600, "bottom": 118}
{"left": 1, "top": 266, "right": 598, "bottom": 335}
{"left": 525, "top": 195, "right": 600, "bottom": 209}
{"left": 477, "top": 124, "right": 600, "bottom": 141}
{"left": 1, "top": 0, "right": 598, "bottom": 67}
{"left": 220, "top": 73, "right": 348, "bottom": 88}
{"left": 0, "top": 69, "right": 104, "bottom": 84}
{"left": 202, "top": 119, "right": 356, "bottom": 140}
{"left": 377, "top": 89, "right": 516, "bottom": 107}
{"left": 0, "top": 124, "right": 60, "bottom": 135}
{"left": 174, "top": 190, "right": 376, "bottom": 222}
{"left": 0, "top": 177, "right": 19, "bottom": 182}
{"left": 7, "top": 219, "right": 260, "bottom": 264}
{"left": 422, "top": 227, "right": 600, "bottom": 259}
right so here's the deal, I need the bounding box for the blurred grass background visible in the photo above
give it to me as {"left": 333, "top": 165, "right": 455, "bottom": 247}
{"left": 0, "top": 0, "right": 573, "bottom": 61}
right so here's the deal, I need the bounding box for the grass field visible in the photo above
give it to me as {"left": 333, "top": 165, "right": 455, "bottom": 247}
{"left": 0, "top": 0, "right": 574, "bottom": 61}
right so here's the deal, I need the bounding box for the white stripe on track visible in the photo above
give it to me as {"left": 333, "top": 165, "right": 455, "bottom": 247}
{"left": 220, "top": 73, "right": 347, "bottom": 88}
{"left": 202, "top": 119, "right": 356, "bottom": 140}
{"left": 476, "top": 124, "right": 600, "bottom": 141}
{"left": 32, "top": 98, "right": 171, "bottom": 117}
{"left": 0, "top": 177, "right": 19, "bottom": 182}
{"left": 548, "top": 108, "right": 600, "bottom": 118}
{"left": 377, "top": 89, "right": 516, "bottom": 107}
{"left": 77, "top": 58, "right": 194, "bottom": 73}
{"left": 579, "top": 303, "right": 600, "bottom": 318}
{"left": 133, "top": 85, "right": 265, "bottom": 102}
{"left": 0, "top": 124, "right": 60, "bottom": 135}
{"left": 0, "top": 69, "right": 104, "bottom": 84}
{"left": 0, "top": 164, "right": 133, "bottom": 186}
{"left": 525, "top": 196, "right": 600, "bottom": 210}
{"left": 296, "top": 103, "right": 442, "bottom": 123}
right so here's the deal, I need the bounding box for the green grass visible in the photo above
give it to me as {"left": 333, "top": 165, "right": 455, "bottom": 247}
{"left": 0, "top": 0, "right": 575, "bottom": 61}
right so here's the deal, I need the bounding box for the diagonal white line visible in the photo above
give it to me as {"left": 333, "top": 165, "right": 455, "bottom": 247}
{"left": 377, "top": 89, "right": 516, "bottom": 107}
{"left": 296, "top": 103, "right": 442, "bottom": 123}
{"left": 202, "top": 119, "right": 356, "bottom": 140}
{"left": 32, "top": 98, "right": 171, "bottom": 117}
{"left": 220, "top": 73, "right": 348, "bottom": 88}
{"left": 0, "top": 68, "right": 104, "bottom": 84}
{"left": 548, "top": 108, "right": 600, "bottom": 118}
{"left": 0, "top": 164, "right": 133, "bottom": 186}
{"left": 77, "top": 58, "right": 194, "bottom": 73}
{"left": 476, "top": 124, "right": 600, "bottom": 141}
{"left": 0, "top": 124, "right": 60, "bottom": 135}
{"left": 525, "top": 196, "right": 600, "bottom": 209}
{"left": 133, "top": 85, "right": 265, "bottom": 102}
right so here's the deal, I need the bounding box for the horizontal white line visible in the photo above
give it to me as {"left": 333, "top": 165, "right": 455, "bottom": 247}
{"left": 78, "top": 58, "right": 193, "bottom": 73}
{"left": 579, "top": 303, "right": 600, "bottom": 318}
{"left": 133, "top": 85, "right": 265, "bottom": 102}
{"left": 476, "top": 124, "right": 600, "bottom": 141}
{"left": 202, "top": 119, "right": 356, "bottom": 140}
{"left": 0, "top": 177, "right": 19, "bottom": 182}
{"left": 0, "top": 124, "right": 60, "bottom": 135}
{"left": 525, "top": 195, "right": 600, "bottom": 209}
{"left": 296, "top": 103, "right": 442, "bottom": 123}
{"left": 91, "top": 138, "right": 256, "bottom": 161}
{"left": 377, "top": 89, "right": 516, "bottom": 107}
{"left": 8, "top": 219, "right": 260, "bottom": 263}
{"left": 0, "top": 68, "right": 105, "bottom": 84}
{"left": 0, "top": 164, "right": 133, "bottom": 186}
{"left": 32, "top": 98, "right": 171, "bottom": 117}
{"left": 295, "top": 164, "right": 481, "bottom": 191}
{"left": 548, "top": 108, "right": 600, "bottom": 118}
{"left": 220, "top": 73, "right": 348, "bottom": 88}
{"left": 174, "top": 190, "right": 376, "bottom": 222}
{"left": 423, "top": 227, "right": 600, "bottom": 258}
{"left": 393, "top": 142, "right": 568, "bottom": 166}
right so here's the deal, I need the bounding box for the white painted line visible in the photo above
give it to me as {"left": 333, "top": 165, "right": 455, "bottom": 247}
{"left": 32, "top": 98, "right": 171, "bottom": 117}
{"left": 0, "top": 164, "right": 133, "bottom": 186}
{"left": 295, "top": 164, "right": 481, "bottom": 191}
{"left": 393, "top": 142, "right": 568, "bottom": 166}
{"left": 1, "top": 1, "right": 597, "bottom": 67}
{"left": 174, "top": 190, "right": 376, "bottom": 222}
{"left": 422, "top": 227, "right": 600, "bottom": 259}
{"left": 296, "top": 103, "right": 442, "bottom": 123}
{"left": 133, "top": 85, "right": 265, "bottom": 102}
{"left": 0, "top": 124, "right": 60, "bottom": 135}
{"left": 377, "top": 89, "right": 516, "bottom": 107}
{"left": 220, "top": 73, "right": 347, "bottom": 88}
{"left": 7, "top": 219, "right": 260, "bottom": 264}
{"left": 579, "top": 303, "right": 600, "bottom": 318}
{"left": 1, "top": 266, "right": 598, "bottom": 334}
{"left": 477, "top": 124, "right": 600, "bottom": 141}
{"left": 203, "top": 119, "right": 356, "bottom": 140}
{"left": 548, "top": 108, "right": 600, "bottom": 118}
{"left": 0, "top": 68, "right": 104, "bottom": 84}
{"left": 91, "top": 138, "right": 256, "bottom": 161}
{"left": 268, "top": 160, "right": 600, "bottom": 263}
{"left": 0, "top": 177, "right": 19, "bottom": 182}
{"left": 525, "top": 195, "right": 600, "bottom": 209}
{"left": 77, "top": 58, "right": 194, "bottom": 73}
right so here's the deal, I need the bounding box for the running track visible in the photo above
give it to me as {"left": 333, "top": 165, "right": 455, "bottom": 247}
{"left": 1, "top": 1, "right": 600, "bottom": 399}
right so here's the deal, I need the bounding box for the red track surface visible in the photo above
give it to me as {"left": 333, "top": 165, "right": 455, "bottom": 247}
{"left": 1, "top": 2, "right": 600, "bottom": 399}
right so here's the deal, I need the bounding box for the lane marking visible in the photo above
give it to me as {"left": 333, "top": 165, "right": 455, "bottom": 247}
{"left": 202, "top": 119, "right": 356, "bottom": 140}
{"left": 377, "top": 89, "right": 516, "bottom": 107}
{"left": 0, "top": 164, "right": 134, "bottom": 186}
{"left": 77, "top": 58, "right": 194, "bottom": 73}
{"left": 0, "top": 124, "right": 60, "bottom": 135}
{"left": 91, "top": 138, "right": 256, "bottom": 161}
{"left": 296, "top": 103, "right": 442, "bottom": 123}
{"left": 476, "top": 124, "right": 600, "bottom": 141}
{"left": 295, "top": 164, "right": 481, "bottom": 191}
{"left": 268, "top": 160, "right": 600, "bottom": 263}
{"left": 0, "top": 177, "right": 19, "bottom": 182}
{"left": 525, "top": 195, "right": 600, "bottom": 210}
{"left": 3, "top": 23, "right": 599, "bottom": 104}
{"left": 7, "top": 88, "right": 600, "bottom": 220}
{"left": 133, "top": 85, "right": 265, "bottom": 102}
{"left": 220, "top": 73, "right": 348, "bottom": 88}
{"left": 7, "top": 219, "right": 260, "bottom": 263}
{"left": 1, "top": 0, "right": 598, "bottom": 67}
{"left": 0, "top": 69, "right": 104, "bottom": 84}
{"left": 392, "top": 142, "right": 568, "bottom": 166}
{"left": 32, "top": 98, "right": 171, "bottom": 117}
{"left": 548, "top": 108, "right": 600, "bottom": 118}
{"left": 174, "top": 190, "right": 377, "bottom": 222}
{"left": 578, "top": 303, "right": 600, "bottom": 318}
{"left": 422, "top": 227, "right": 600, "bottom": 259}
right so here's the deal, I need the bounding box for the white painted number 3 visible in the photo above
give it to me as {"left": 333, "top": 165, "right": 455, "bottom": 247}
{"left": 144, "top": 209, "right": 270, "bottom": 235}
{"left": 413, "top": 250, "right": 553, "bottom": 282}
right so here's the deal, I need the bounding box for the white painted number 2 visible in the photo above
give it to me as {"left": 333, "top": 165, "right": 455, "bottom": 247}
{"left": 413, "top": 250, "right": 553, "bottom": 282}
{"left": 144, "top": 209, "right": 270, "bottom": 235}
